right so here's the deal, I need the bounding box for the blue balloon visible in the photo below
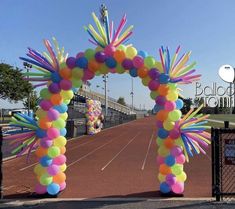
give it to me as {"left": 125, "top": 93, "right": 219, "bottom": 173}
{"left": 60, "top": 128, "right": 67, "bottom": 136}
{"left": 76, "top": 57, "right": 88, "bottom": 69}
{"left": 138, "top": 50, "right": 148, "bottom": 58}
{"left": 51, "top": 72, "right": 61, "bottom": 83}
{"left": 160, "top": 182, "right": 171, "bottom": 193}
{"left": 129, "top": 68, "right": 138, "bottom": 77}
{"left": 105, "top": 57, "right": 117, "bottom": 68}
{"left": 47, "top": 183, "right": 60, "bottom": 195}
{"left": 54, "top": 104, "right": 68, "bottom": 113}
{"left": 159, "top": 73, "right": 170, "bottom": 84}
{"left": 158, "top": 128, "right": 169, "bottom": 138}
{"left": 40, "top": 156, "right": 52, "bottom": 167}
{"left": 153, "top": 104, "right": 163, "bottom": 113}
{"left": 165, "top": 155, "right": 176, "bottom": 166}
{"left": 36, "top": 129, "right": 46, "bottom": 138}
{"left": 176, "top": 99, "right": 184, "bottom": 110}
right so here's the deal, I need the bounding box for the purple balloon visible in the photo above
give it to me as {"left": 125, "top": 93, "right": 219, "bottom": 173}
{"left": 40, "top": 100, "right": 52, "bottom": 111}
{"left": 47, "top": 164, "right": 60, "bottom": 176}
{"left": 47, "top": 109, "right": 60, "bottom": 120}
{"left": 155, "top": 96, "right": 166, "bottom": 106}
{"left": 171, "top": 146, "right": 183, "bottom": 157}
{"left": 122, "top": 59, "right": 134, "bottom": 69}
{"left": 35, "top": 183, "right": 47, "bottom": 194}
{"left": 148, "top": 80, "right": 160, "bottom": 91}
{"left": 95, "top": 51, "right": 106, "bottom": 63}
{"left": 133, "top": 56, "right": 144, "bottom": 68}
{"left": 169, "top": 129, "right": 180, "bottom": 139}
{"left": 66, "top": 57, "right": 76, "bottom": 69}
{"left": 40, "top": 138, "right": 53, "bottom": 148}
{"left": 156, "top": 121, "right": 163, "bottom": 128}
{"left": 48, "top": 83, "right": 61, "bottom": 94}
{"left": 148, "top": 68, "right": 160, "bottom": 80}
{"left": 166, "top": 174, "right": 177, "bottom": 186}
{"left": 60, "top": 79, "right": 72, "bottom": 90}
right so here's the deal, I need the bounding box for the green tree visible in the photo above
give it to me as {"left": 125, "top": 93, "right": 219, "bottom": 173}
{"left": 0, "top": 63, "right": 32, "bottom": 102}
{"left": 23, "top": 91, "right": 40, "bottom": 113}
{"left": 117, "top": 97, "right": 126, "bottom": 106}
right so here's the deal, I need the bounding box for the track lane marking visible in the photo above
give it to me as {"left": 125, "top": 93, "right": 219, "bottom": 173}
{"left": 141, "top": 131, "right": 154, "bottom": 170}
{"left": 101, "top": 132, "right": 141, "bottom": 171}
{"left": 19, "top": 162, "right": 38, "bottom": 171}
{"left": 67, "top": 133, "right": 126, "bottom": 168}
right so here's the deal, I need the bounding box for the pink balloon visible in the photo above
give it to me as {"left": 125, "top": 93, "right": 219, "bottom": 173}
{"left": 40, "top": 138, "right": 53, "bottom": 148}
{"left": 40, "top": 100, "right": 52, "bottom": 111}
{"left": 83, "top": 69, "right": 95, "bottom": 80}
{"left": 104, "top": 45, "right": 116, "bottom": 56}
{"left": 47, "top": 109, "right": 60, "bottom": 121}
{"left": 171, "top": 146, "right": 183, "bottom": 157}
{"left": 53, "top": 154, "right": 67, "bottom": 165}
{"left": 155, "top": 96, "right": 166, "bottom": 106}
{"left": 76, "top": 52, "right": 85, "bottom": 59}
{"left": 133, "top": 56, "right": 144, "bottom": 68}
{"left": 169, "top": 129, "right": 180, "bottom": 139}
{"left": 35, "top": 183, "right": 47, "bottom": 194}
{"left": 60, "top": 79, "right": 72, "bottom": 90}
{"left": 109, "top": 68, "right": 116, "bottom": 73}
{"left": 59, "top": 182, "right": 67, "bottom": 191}
{"left": 176, "top": 154, "right": 186, "bottom": 164}
{"left": 47, "top": 128, "right": 60, "bottom": 139}
{"left": 172, "top": 182, "right": 184, "bottom": 194}
{"left": 165, "top": 101, "right": 176, "bottom": 111}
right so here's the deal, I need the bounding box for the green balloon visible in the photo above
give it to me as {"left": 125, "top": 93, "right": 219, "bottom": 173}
{"left": 172, "top": 164, "right": 183, "bottom": 175}
{"left": 72, "top": 67, "right": 84, "bottom": 79}
{"left": 52, "top": 118, "right": 66, "bottom": 129}
{"left": 116, "top": 64, "right": 125, "bottom": 74}
{"left": 150, "top": 91, "right": 159, "bottom": 100}
{"left": 117, "top": 44, "right": 126, "bottom": 52}
{"left": 72, "top": 79, "right": 82, "bottom": 88}
{"left": 48, "top": 146, "right": 60, "bottom": 158}
{"left": 40, "top": 173, "right": 53, "bottom": 186}
{"left": 169, "top": 110, "right": 182, "bottom": 121}
{"left": 84, "top": 48, "right": 95, "bottom": 59}
{"left": 40, "top": 88, "right": 51, "bottom": 100}
{"left": 60, "top": 62, "right": 67, "bottom": 69}
{"left": 144, "top": 56, "right": 155, "bottom": 68}
{"left": 100, "top": 65, "right": 109, "bottom": 74}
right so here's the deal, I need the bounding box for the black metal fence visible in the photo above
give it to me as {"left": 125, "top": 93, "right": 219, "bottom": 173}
{"left": 212, "top": 127, "right": 235, "bottom": 201}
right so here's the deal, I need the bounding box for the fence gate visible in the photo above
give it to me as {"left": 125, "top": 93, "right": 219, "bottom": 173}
{"left": 212, "top": 127, "right": 235, "bottom": 201}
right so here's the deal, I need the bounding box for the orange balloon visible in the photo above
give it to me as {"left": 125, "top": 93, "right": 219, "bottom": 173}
{"left": 88, "top": 60, "right": 101, "bottom": 72}
{"left": 159, "top": 164, "right": 171, "bottom": 175}
{"left": 39, "top": 117, "right": 52, "bottom": 129}
{"left": 51, "top": 94, "right": 63, "bottom": 105}
{"left": 137, "top": 67, "right": 149, "bottom": 78}
{"left": 164, "top": 138, "right": 175, "bottom": 149}
{"left": 35, "top": 147, "right": 48, "bottom": 158}
{"left": 53, "top": 172, "right": 66, "bottom": 184}
{"left": 158, "top": 85, "right": 169, "bottom": 96}
{"left": 113, "top": 50, "right": 126, "bottom": 63}
{"left": 156, "top": 110, "right": 169, "bottom": 121}
{"left": 59, "top": 68, "right": 72, "bottom": 79}
{"left": 60, "top": 146, "right": 66, "bottom": 154}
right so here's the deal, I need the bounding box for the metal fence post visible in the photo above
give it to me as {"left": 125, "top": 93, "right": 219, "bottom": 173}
{"left": 211, "top": 127, "right": 215, "bottom": 197}
{"left": 214, "top": 128, "right": 220, "bottom": 201}
{"left": 0, "top": 126, "right": 3, "bottom": 199}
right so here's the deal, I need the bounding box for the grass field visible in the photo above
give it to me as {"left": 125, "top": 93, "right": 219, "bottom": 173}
{"left": 209, "top": 114, "right": 235, "bottom": 123}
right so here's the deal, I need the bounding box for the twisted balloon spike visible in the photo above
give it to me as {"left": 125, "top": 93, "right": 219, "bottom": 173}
{"left": 20, "top": 37, "right": 68, "bottom": 88}
{"left": 179, "top": 105, "right": 210, "bottom": 162}
{"left": 4, "top": 113, "right": 39, "bottom": 161}
{"left": 85, "top": 12, "right": 133, "bottom": 48}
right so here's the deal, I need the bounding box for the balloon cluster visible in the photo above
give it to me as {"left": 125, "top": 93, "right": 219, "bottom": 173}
{"left": 86, "top": 99, "right": 103, "bottom": 135}
{"left": 3, "top": 11, "right": 211, "bottom": 196}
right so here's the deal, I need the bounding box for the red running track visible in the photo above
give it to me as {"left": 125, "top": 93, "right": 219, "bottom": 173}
{"left": 3, "top": 116, "right": 211, "bottom": 198}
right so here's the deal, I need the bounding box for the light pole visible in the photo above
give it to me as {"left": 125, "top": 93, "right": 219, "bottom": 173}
{"left": 23, "top": 62, "right": 32, "bottom": 116}
{"left": 130, "top": 78, "right": 134, "bottom": 112}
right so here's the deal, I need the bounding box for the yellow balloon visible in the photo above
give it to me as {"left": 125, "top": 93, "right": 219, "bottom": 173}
{"left": 34, "top": 164, "right": 46, "bottom": 176}
{"left": 60, "top": 163, "right": 67, "bottom": 172}
{"left": 158, "top": 146, "right": 169, "bottom": 157}
{"left": 60, "top": 112, "right": 68, "bottom": 120}
{"left": 60, "top": 90, "right": 74, "bottom": 100}
{"left": 176, "top": 171, "right": 187, "bottom": 182}
{"left": 166, "top": 91, "right": 178, "bottom": 101}
{"left": 54, "top": 136, "right": 67, "bottom": 147}
{"left": 126, "top": 46, "right": 137, "bottom": 59}
{"left": 158, "top": 173, "right": 166, "bottom": 182}
{"left": 163, "top": 120, "right": 175, "bottom": 131}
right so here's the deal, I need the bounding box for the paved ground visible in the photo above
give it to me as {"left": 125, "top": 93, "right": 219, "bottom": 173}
{"left": 3, "top": 116, "right": 212, "bottom": 199}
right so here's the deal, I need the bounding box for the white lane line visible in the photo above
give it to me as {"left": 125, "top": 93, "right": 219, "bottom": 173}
{"left": 69, "top": 139, "right": 95, "bottom": 151}
{"left": 67, "top": 133, "right": 126, "bottom": 168}
{"left": 19, "top": 162, "right": 38, "bottom": 171}
{"left": 101, "top": 132, "right": 141, "bottom": 171}
{"left": 141, "top": 131, "right": 154, "bottom": 170}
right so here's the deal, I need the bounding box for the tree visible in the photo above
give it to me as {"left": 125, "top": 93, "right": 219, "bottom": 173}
{"left": 117, "top": 97, "right": 126, "bottom": 106}
{"left": 23, "top": 91, "right": 40, "bottom": 113}
{"left": 0, "top": 63, "right": 32, "bottom": 102}
{"left": 181, "top": 97, "right": 193, "bottom": 114}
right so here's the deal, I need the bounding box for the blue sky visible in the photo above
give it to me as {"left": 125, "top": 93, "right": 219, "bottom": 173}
{"left": 1, "top": 0, "right": 235, "bottom": 109}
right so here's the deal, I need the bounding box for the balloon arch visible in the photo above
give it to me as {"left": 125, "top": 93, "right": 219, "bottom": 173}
{"left": 4, "top": 11, "right": 210, "bottom": 196}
